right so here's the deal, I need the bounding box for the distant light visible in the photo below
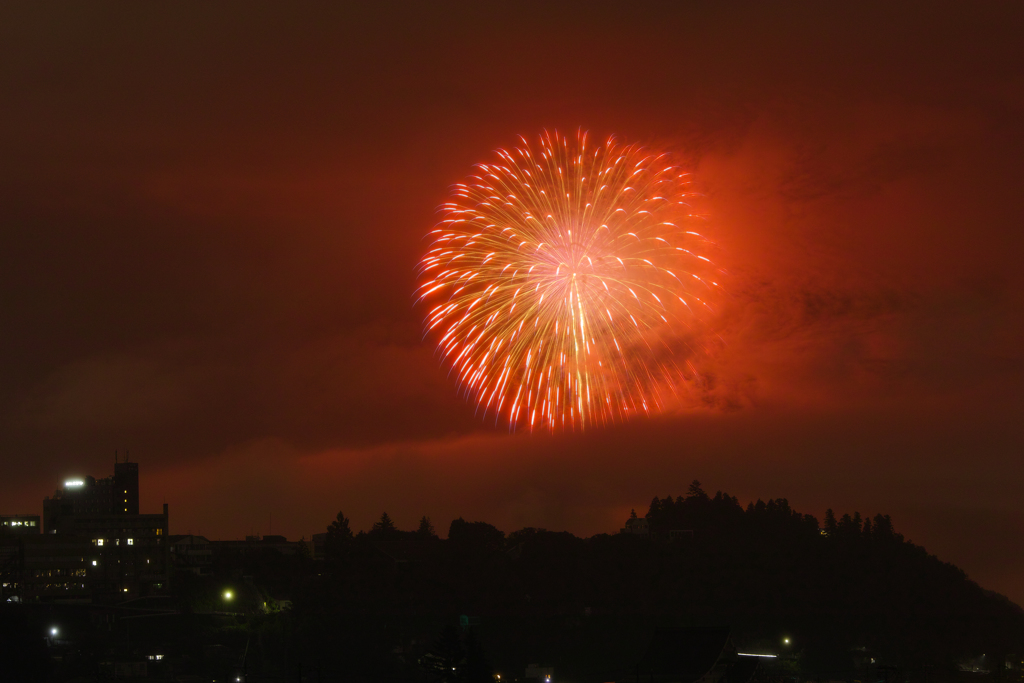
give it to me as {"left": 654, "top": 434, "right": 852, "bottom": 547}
{"left": 92, "top": 560, "right": 97, "bottom": 566}
{"left": 783, "top": 637, "right": 791, "bottom": 645}
{"left": 50, "top": 627, "right": 58, "bottom": 636}
{"left": 64, "top": 479, "right": 84, "bottom": 488}
{"left": 738, "top": 653, "right": 777, "bottom": 658}
{"left": 224, "top": 590, "right": 233, "bottom": 600}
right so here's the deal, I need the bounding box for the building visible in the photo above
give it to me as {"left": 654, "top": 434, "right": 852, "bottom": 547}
{"left": 44, "top": 457, "right": 139, "bottom": 533}
{"left": 210, "top": 534, "right": 308, "bottom": 559}
{"left": 169, "top": 534, "right": 213, "bottom": 575}
{"left": 2, "top": 456, "right": 170, "bottom": 602}
{"left": 0, "top": 534, "right": 95, "bottom": 599}
{"left": 525, "top": 664, "right": 554, "bottom": 681}
{"left": 0, "top": 514, "right": 41, "bottom": 535}
{"left": 311, "top": 532, "right": 327, "bottom": 560}
{"left": 621, "top": 515, "right": 650, "bottom": 535}
{"left": 68, "top": 504, "right": 170, "bottom": 596}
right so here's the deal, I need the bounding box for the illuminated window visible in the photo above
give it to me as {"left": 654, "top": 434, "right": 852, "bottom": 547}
{"left": 127, "top": 538, "right": 134, "bottom": 545}
{"left": 96, "top": 539, "right": 104, "bottom": 546}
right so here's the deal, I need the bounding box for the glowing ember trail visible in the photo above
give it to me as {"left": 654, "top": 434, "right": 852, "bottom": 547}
{"left": 416, "top": 130, "right": 719, "bottom": 431}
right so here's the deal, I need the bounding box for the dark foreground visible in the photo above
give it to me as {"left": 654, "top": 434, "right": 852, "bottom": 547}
{"left": 3, "top": 484, "right": 1023, "bottom": 682}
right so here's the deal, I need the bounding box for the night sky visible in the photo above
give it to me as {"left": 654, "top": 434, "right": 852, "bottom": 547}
{"left": 2, "top": 3, "right": 1022, "bottom": 604}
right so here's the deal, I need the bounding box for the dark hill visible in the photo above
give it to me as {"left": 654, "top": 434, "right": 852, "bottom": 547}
{"left": 165, "top": 485, "right": 1024, "bottom": 682}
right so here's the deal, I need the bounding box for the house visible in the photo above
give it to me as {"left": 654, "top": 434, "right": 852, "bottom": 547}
{"left": 621, "top": 516, "right": 650, "bottom": 536}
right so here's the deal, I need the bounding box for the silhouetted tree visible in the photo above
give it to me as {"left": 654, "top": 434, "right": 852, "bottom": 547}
{"left": 462, "top": 628, "right": 494, "bottom": 683}
{"left": 325, "top": 511, "right": 353, "bottom": 561}
{"left": 824, "top": 508, "right": 837, "bottom": 536}
{"left": 417, "top": 515, "right": 437, "bottom": 538}
{"left": 421, "top": 625, "right": 465, "bottom": 683}
{"left": 873, "top": 513, "right": 897, "bottom": 539}
{"left": 370, "top": 511, "right": 397, "bottom": 536}
{"left": 448, "top": 518, "right": 504, "bottom": 550}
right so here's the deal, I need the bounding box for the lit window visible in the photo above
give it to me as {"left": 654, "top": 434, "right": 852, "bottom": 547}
{"left": 92, "top": 561, "right": 97, "bottom": 566}
{"left": 127, "top": 538, "right": 134, "bottom": 545}
{"left": 96, "top": 539, "right": 104, "bottom": 546}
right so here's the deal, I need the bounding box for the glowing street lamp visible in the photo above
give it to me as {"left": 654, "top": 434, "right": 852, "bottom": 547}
{"left": 50, "top": 627, "right": 58, "bottom": 637}
{"left": 223, "top": 590, "right": 234, "bottom": 601}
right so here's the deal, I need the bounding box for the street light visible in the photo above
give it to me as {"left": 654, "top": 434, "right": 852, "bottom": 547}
{"left": 223, "top": 590, "right": 233, "bottom": 601}
{"left": 50, "top": 627, "right": 58, "bottom": 637}
{"left": 783, "top": 637, "right": 791, "bottom": 645}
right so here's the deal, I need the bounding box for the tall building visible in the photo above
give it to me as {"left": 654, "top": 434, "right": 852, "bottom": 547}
{"left": 1, "top": 456, "right": 169, "bottom": 602}
{"left": 43, "top": 454, "right": 140, "bottom": 531}
{"left": 113, "top": 460, "right": 140, "bottom": 515}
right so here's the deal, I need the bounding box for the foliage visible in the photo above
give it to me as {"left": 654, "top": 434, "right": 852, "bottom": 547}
{"left": 370, "top": 511, "right": 398, "bottom": 537}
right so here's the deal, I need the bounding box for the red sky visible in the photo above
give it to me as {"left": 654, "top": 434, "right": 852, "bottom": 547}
{"left": 2, "top": 3, "right": 1023, "bottom": 604}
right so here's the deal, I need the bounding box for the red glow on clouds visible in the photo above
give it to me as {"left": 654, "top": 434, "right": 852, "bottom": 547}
{"left": 0, "top": 2, "right": 1022, "bottom": 605}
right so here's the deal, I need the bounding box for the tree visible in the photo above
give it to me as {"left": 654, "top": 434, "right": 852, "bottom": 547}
{"left": 294, "top": 535, "right": 312, "bottom": 561}
{"left": 687, "top": 479, "right": 708, "bottom": 501}
{"left": 462, "top": 628, "right": 494, "bottom": 683}
{"left": 448, "top": 518, "right": 504, "bottom": 550}
{"left": 418, "top": 515, "right": 437, "bottom": 538}
{"left": 421, "top": 625, "right": 465, "bottom": 683}
{"left": 325, "top": 511, "right": 353, "bottom": 562}
{"left": 420, "top": 625, "right": 492, "bottom": 683}
{"left": 824, "top": 508, "right": 837, "bottom": 536}
{"left": 370, "top": 511, "right": 397, "bottom": 536}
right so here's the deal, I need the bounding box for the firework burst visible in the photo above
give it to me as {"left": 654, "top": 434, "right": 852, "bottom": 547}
{"left": 416, "top": 130, "right": 719, "bottom": 431}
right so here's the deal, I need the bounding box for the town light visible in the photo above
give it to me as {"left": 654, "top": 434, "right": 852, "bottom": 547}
{"left": 223, "top": 590, "right": 233, "bottom": 600}
{"left": 50, "top": 627, "right": 58, "bottom": 636}
{"left": 64, "top": 479, "right": 84, "bottom": 488}
{"left": 783, "top": 637, "right": 791, "bottom": 645}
